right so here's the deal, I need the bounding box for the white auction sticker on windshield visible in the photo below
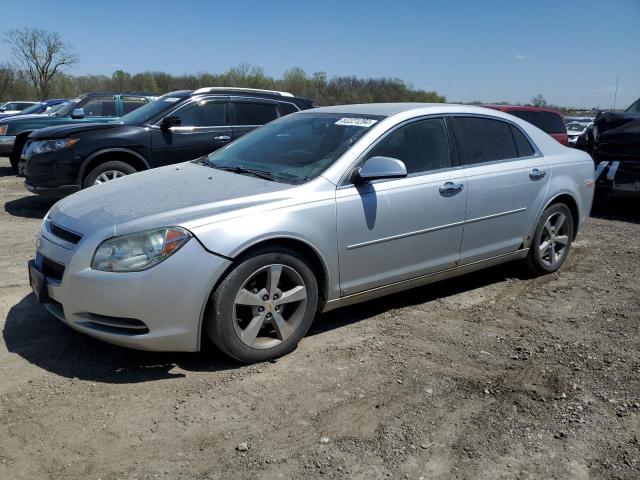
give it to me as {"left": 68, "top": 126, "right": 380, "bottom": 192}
{"left": 334, "top": 117, "right": 378, "bottom": 127}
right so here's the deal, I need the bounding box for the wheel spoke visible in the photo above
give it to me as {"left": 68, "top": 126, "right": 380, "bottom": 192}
{"left": 554, "top": 213, "right": 566, "bottom": 230}
{"left": 272, "top": 312, "right": 294, "bottom": 341}
{"left": 266, "top": 265, "right": 282, "bottom": 297}
{"left": 543, "top": 219, "right": 553, "bottom": 236}
{"left": 235, "top": 288, "right": 264, "bottom": 307}
{"left": 555, "top": 235, "right": 569, "bottom": 246}
{"left": 539, "top": 239, "right": 551, "bottom": 255}
{"left": 241, "top": 314, "right": 265, "bottom": 346}
{"left": 275, "top": 285, "right": 306, "bottom": 305}
{"left": 552, "top": 246, "right": 561, "bottom": 265}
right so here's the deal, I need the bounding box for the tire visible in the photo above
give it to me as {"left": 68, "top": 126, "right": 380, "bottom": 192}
{"left": 205, "top": 247, "right": 319, "bottom": 363}
{"left": 9, "top": 137, "right": 26, "bottom": 172}
{"left": 525, "top": 203, "right": 574, "bottom": 275}
{"left": 83, "top": 161, "right": 137, "bottom": 188}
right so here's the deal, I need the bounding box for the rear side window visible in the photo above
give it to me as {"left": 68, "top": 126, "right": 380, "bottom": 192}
{"left": 234, "top": 102, "right": 279, "bottom": 125}
{"left": 366, "top": 117, "right": 451, "bottom": 174}
{"left": 176, "top": 100, "right": 227, "bottom": 127}
{"left": 122, "top": 96, "right": 149, "bottom": 115}
{"left": 510, "top": 125, "right": 535, "bottom": 157}
{"left": 542, "top": 112, "right": 565, "bottom": 133}
{"left": 278, "top": 102, "right": 298, "bottom": 116}
{"left": 453, "top": 117, "right": 517, "bottom": 165}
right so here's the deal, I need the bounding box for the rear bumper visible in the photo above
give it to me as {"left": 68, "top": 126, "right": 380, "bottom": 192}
{"left": 31, "top": 227, "right": 232, "bottom": 352}
{"left": 594, "top": 160, "right": 640, "bottom": 194}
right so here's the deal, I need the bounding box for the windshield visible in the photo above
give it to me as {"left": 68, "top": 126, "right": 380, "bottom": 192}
{"left": 18, "top": 103, "right": 45, "bottom": 115}
{"left": 202, "top": 112, "right": 384, "bottom": 184}
{"left": 54, "top": 97, "right": 83, "bottom": 116}
{"left": 566, "top": 122, "right": 586, "bottom": 132}
{"left": 120, "top": 95, "right": 183, "bottom": 125}
{"left": 625, "top": 98, "right": 640, "bottom": 113}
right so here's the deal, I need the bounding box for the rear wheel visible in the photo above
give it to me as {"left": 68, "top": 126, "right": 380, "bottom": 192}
{"left": 205, "top": 248, "right": 318, "bottom": 363}
{"left": 525, "top": 203, "right": 574, "bottom": 275}
{"left": 9, "top": 137, "right": 27, "bottom": 172}
{"left": 83, "top": 161, "right": 137, "bottom": 188}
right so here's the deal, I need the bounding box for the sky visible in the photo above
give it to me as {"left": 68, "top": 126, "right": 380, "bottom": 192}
{"left": 1, "top": 0, "right": 638, "bottom": 108}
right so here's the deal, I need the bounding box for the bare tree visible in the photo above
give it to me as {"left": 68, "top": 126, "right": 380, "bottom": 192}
{"left": 530, "top": 94, "right": 548, "bottom": 108}
{"left": 4, "top": 28, "right": 78, "bottom": 99}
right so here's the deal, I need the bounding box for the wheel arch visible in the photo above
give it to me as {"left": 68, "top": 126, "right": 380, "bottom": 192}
{"left": 78, "top": 148, "right": 150, "bottom": 184}
{"left": 542, "top": 192, "right": 580, "bottom": 239}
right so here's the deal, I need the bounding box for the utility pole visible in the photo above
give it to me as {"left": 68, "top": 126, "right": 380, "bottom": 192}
{"left": 613, "top": 74, "right": 619, "bottom": 110}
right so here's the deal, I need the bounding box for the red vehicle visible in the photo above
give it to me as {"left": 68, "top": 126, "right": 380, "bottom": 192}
{"left": 484, "top": 105, "right": 568, "bottom": 146}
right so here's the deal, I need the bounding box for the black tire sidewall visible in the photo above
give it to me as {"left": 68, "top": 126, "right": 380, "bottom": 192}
{"left": 206, "top": 248, "right": 319, "bottom": 363}
{"left": 529, "top": 203, "right": 574, "bottom": 274}
{"left": 83, "top": 161, "right": 137, "bottom": 188}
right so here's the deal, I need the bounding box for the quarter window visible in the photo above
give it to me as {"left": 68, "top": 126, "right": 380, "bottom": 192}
{"left": 453, "top": 117, "right": 518, "bottom": 165}
{"left": 278, "top": 102, "right": 298, "bottom": 116}
{"left": 234, "top": 102, "right": 279, "bottom": 125}
{"left": 175, "top": 100, "right": 227, "bottom": 127}
{"left": 365, "top": 118, "right": 451, "bottom": 175}
{"left": 510, "top": 125, "right": 535, "bottom": 157}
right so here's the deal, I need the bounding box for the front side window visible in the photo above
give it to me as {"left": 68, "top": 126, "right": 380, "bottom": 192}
{"left": 234, "top": 102, "right": 279, "bottom": 125}
{"left": 174, "top": 100, "right": 227, "bottom": 127}
{"left": 122, "top": 96, "right": 149, "bottom": 115}
{"left": 80, "top": 96, "right": 117, "bottom": 117}
{"left": 365, "top": 118, "right": 451, "bottom": 174}
{"left": 204, "top": 112, "right": 384, "bottom": 184}
{"left": 453, "top": 117, "right": 518, "bottom": 165}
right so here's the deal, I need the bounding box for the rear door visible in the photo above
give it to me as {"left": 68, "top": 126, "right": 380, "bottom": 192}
{"left": 451, "top": 116, "right": 551, "bottom": 264}
{"left": 150, "top": 96, "right": 231, "bottom": 167}
{"left": 230, "top": 98, "right": 280, "bottom": 140}
{"left": 336, "top": 117, "right": 468, "bottom": 295}
{"left": 121, "top": 95, "right": 151, "bottom": 116}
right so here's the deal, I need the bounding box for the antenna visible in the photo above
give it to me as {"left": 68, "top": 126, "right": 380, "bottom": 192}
{"left": 613, "top": 74, "right": 619, "bottom": 110}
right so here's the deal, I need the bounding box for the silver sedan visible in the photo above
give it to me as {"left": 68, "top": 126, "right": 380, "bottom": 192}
{"left": 29, "top": 103, "right": 595, "bottom": 362}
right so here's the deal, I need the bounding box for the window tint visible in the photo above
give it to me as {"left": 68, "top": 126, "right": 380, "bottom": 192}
{"left": 510, "top": 110, "right": 545, "bottom": 130}
{"left": 18, "top": 102, "right": 33, "bottom": 110}
{"left": 453, "top": 117, "right": 517, "bottom": 164}
{"left": 366, "top": 118, "right": 451, "bottom": 174}
{"left": 510, "top": 125, "right": 535, "bottom": 157}
{"left": 234, "top": 102, "right": 279, "bottom": 125}
{"left": 542, "top": 112, "right": 565, "bottom": 133}
{"left": 175, "top": 100, "right": 227, "bottom": 127}
{"left": 81, "top": 96, "right": 117, "bottom": 117}
{"left": 278, "top": 102, "right": 298, "bottom": 116}
{"left": 3, "top": 103, "right": 18, "bottom": 110}
{"left": 122, "top": 96, "right": 149, "bottom": 115}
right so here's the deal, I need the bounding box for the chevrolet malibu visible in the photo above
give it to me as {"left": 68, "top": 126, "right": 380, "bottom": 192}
{"left": 29, "top": 104, "right": 595, "bottom": 363}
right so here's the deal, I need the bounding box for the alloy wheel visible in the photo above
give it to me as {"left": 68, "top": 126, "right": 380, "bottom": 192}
{"left": 538, "top": 211, "right": 570, "bottom": 268}
{"left": 232, "top": 264, "right": 308, "bottom": 349}
{"left": 93, "top": 170, "right": 126, "bottom": 185}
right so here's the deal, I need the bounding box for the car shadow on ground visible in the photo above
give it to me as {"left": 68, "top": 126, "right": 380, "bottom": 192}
{"left": 590, "top": 194, "right": 640, "bottom": 224}
{"left": 4, "top": 262, "right": 525, "bottom": 384}
{"left": 4, "top": 195, "right": 57, "bottom": 219}
{"left": 0, "top": 164, "right": 15, "bottom": 177}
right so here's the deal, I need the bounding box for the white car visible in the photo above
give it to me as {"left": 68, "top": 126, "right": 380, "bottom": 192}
{"left": 565, "top": 120, "right": 593, "bottom": 146}
{"left": 0, "top": 101, "right": 37, "bottom": 115}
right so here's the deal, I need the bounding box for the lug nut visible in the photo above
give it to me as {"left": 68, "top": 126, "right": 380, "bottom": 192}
{"left": 262, "top": 294, "right": 269, "bottom": 301}
{"left": 258, "top": 306, "right": 265, "bottom": 312}
{"left": 273, "top": 294, "right": 279, "bottom": 300}
{"left": 275, "top": 306, "right": 281, "bottom": 312}
{"left": 266, "top": 313, "right": 272, "bottom": 318}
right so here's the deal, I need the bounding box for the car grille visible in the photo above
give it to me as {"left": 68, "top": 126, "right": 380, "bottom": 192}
{"left": 49, "top": 222, "right": 82, "bottom": 244}
{"left": 42, "top": 256, "right": 65, "bottom": 282}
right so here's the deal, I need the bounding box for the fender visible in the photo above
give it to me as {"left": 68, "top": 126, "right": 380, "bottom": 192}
{"left": 77, "top": 148, "right": 151, "bottom": 184}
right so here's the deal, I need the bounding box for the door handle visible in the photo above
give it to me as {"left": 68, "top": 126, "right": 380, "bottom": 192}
{"left": 214, "top": 135, "right": 231, "bottom": 141}
{"left": 439, "top": 181, "right": 464, "bottom": 197}
{"left": 529, "top": 168, "right": 546, "bottom": 180}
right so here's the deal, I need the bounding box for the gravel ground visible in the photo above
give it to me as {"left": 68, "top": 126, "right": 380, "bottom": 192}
{"left": 0, "top": 156, "right": 639, "bottom": 479}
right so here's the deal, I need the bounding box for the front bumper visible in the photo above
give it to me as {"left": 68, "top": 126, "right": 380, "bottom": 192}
{"left": 0, "top": 135, "right": 15, "bottom": 154}
{"left": 30, "top": 224, "right": 232, "bottom": 352}
{"left": 24, "top": 178, "right": 80, "bottom": 198}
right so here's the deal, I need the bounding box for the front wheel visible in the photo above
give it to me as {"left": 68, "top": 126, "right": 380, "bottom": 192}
{"left": 83, "top": 161, "right": 137, "bottom": 188}
{"left": 205, "top": 248, "right": 319, "bottom": 363}
{"left": 525, "top": 203, "right": 574, "bottom": 275}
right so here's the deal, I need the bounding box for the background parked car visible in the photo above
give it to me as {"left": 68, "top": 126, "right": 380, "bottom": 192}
{"left": 0, "top": 99, "right": 68, "bottom": 121}
{"left": 566, "top": 119, "right": 593, "bottom": 146}
{"left": 484, "top": 105, "right": 568, "bottom": 145}
{"left": 0, "top": 92, "right": 156, "bottom": 171}
{"left": 0, "top": 101, "right": 37, "bottom": 114}
{"left": 20, "top": 88, "right": 314, "bottom": 196}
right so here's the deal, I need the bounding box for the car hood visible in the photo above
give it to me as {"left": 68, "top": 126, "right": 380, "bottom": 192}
{"left": 30, "top": 121, "right": 123, "bottom": 139}
{"left": 0, "top": 113, "right": 47, "bottom": 123}
{"left": 48, "top": 161, "right": 295, "bottom": 236}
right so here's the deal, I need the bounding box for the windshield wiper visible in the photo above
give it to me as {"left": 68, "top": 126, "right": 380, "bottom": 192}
{"left": 213, "top": 165, "right": 275, "bottom": 181}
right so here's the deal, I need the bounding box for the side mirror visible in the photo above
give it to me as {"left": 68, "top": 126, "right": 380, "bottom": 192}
{"left": 71, "top": 108, "right": 85, "bottom": 119}
{"left": 161, "top": 115, "right": 181, "bottom": 129}
{"left": 351, "top": 156, "right": 407, "bottom": 183}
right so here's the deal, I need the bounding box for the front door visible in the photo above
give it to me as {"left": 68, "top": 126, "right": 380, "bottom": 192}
{"left": 151, "top": 97, "right": 231, "bottom": 167}
{"left": 336, "top": 117, "right": 468, "bottom": 296}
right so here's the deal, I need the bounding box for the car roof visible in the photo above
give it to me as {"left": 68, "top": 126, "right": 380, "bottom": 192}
{"left": 303, "top": 103, "right": 449, "bottom": 116}
{"left": 483, "top": 104, "right": 563, "bottom": 115}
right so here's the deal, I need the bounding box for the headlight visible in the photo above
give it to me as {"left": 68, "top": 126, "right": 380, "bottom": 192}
{"left": 91, "top": 227, "right": 191, "bottom": 272}
{"left": 31, "top": 138, "right": 79, "bottom": 155}
{"left": 0, "top": 125, "right": 8, "bottom": 136}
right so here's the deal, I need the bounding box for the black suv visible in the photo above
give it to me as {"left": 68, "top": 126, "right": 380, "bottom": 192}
{"left": 20, "top": 88, "right": 314, "bottom": 196}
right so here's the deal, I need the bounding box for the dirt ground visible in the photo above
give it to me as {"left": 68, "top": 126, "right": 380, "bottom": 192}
{"left": 0, "top": 156, "right": 639, "bottom": 480}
